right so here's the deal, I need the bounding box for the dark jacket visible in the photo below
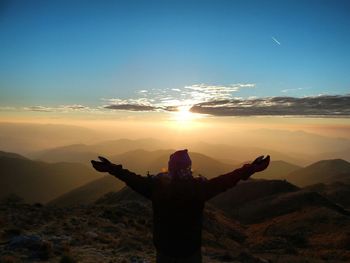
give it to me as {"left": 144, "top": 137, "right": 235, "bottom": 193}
{"left": 109, "top": 166, "right": 249, "bottom": 257}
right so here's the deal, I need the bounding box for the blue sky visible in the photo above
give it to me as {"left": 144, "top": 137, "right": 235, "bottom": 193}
{"left": 0, "top": 0, "right": 349, "bottom": 115}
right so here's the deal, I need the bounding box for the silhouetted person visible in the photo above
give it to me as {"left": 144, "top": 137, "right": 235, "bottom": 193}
{"left": 91, "top": 150, "right": 270, "bottom": 263}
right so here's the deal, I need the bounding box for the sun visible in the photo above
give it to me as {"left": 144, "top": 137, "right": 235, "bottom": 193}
{"left": 172, "top": 106, "right": 196, "bottom": 122}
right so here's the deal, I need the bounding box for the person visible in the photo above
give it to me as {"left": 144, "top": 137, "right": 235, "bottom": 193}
{"left": 91, "top": 149, "right": 270, "bottom": 263}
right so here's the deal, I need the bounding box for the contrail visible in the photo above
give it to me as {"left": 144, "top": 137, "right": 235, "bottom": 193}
{"left": 272, "top": 36, "right": 281, "bottom": 45}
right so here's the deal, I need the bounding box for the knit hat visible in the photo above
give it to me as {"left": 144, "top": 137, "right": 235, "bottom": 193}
{"left": 168, "top": 149, "right": 192, "bottom": 173}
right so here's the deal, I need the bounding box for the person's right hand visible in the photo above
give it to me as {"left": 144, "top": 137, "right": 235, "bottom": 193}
{"left": 251, "top": 155, "right": 270, "bottom": 173}
{"left": 91, "top": 156, "right": 122, "bottom": 173}
{"left": 240, "top": 155, "right": 270, "bottom": 180}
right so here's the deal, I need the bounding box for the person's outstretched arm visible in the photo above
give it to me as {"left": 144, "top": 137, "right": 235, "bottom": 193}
{"left": 203, "top": 155, "right": 270, "bottom": 201}
{"left": 91, "top": 156, "right": 153, "bottom": 199}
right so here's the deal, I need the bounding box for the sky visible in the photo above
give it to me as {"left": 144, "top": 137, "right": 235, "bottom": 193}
{"left": 0, "top": 0, "right": 349, "bottom": 128}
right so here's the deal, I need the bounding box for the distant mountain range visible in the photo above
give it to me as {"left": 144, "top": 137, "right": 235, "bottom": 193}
{"left": 36, "top": 147, "right": 350, "bottom": 207}
{"left": 2, "top": 144, "right": 350, "bottom": 209}
{"left": 29, "top": 138, "right": 169, "bottom": 163}
{"left": 34, "top": 147, "right": 236, "bottom": 176}
{"left": 30, "top": 137, "right": 320, "bottom": 166}
{"left": 32, "top": 143, "right": 307, "bottom": 167}
{"left": 0, "top": 148, "right": 240, "bottom": 206}
{"left": 245, "top": 129, "right": 350, "bottom": 160}
{"left": 254, "top": 159, "right": 350, "bottom": 187}
{"left": 190, "top": 141, "right": 308, "bottom": 166}
{"left": 49, "top": 149, "right": 236, "bottom": 206}
{"left": 111, "top": 149, "right": 234, "bottom": 177}
{"left": 252, "top": 160, "right": 301, "bottom": 180}
{"left": 0, "top": 122, "right": 99, "bottom": 154}
{"left": 0, "top": 151, "right": 101, "bottom": 203}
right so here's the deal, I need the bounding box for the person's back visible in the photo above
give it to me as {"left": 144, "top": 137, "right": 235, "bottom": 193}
{"left": 91, "top": 150, "right": 270, "bottom": 262}
{"left": 152, "top": 174, "right": 206, "bottom": 258}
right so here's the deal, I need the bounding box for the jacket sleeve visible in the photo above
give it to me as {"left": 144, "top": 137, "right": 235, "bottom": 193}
{"left": 109, "top": 166, "right": 153, "bottom": 199}
{"left": 203, "top": 166, "right": 252, "bottom": 201}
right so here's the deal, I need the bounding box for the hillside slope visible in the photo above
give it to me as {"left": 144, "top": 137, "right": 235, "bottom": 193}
{"left": 286, "top": 159, "right": 350, "bottom": 187}
{"left": 305, "top": 182, "right": 350, "bottom": 208}
{"left": 49, "top": 176, "right": 125, "bottom": 206}
{"left": 210, "top": 179, "right": 350, "bottom": 224}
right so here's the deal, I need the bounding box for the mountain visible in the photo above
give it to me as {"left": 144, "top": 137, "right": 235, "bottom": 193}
{"left": 210, "top": 179, "right": 350, "bottom": 224}
{"left": 253, "top": 160, "right": 301, "bottom": 180}
{"left": 210, "top": 179, "right": 299, "bottom": 219}
{"left": 93, "top": 138, "right": 168, "bottom": 155}
{"left": 285, "top": 159, "right": 350, "bottom": 187}
{"left": 228, "top": 189, "right": 350, "bottom": 224}
{"left": 246, "top": 205, "right": 350, "bottom": 261}
{"left": 136, "top": 150, "right": 234, "bottom": 178}
{"left": 34, "top": 147, "right": 235, "bottom": 177}
{"left": 0, "top": 122, "right": 99, "bottom": 154}
{"left": 30, "top": 144, "right": 99, "bottom": 164}
{"left": 319, "top": 148, "right": 350, "bottom": 162}
{"left": 49, "top": 150, "right": 235, "bottom": 206}
{"left": 190, "top": 141, "right": 307, "bottom": 166}
{"left": 32, "top": 137, "right": 313, "bottom": 167}
{"left": 304, "top": 182, "right": 350, "bottom": 208}
{"left": 0, "top": 154, "right": 101, "bottom": 203}
{"left": 109, "top": 149, "right": 174, "bottom": 175}
{"left": 0, "top": 150, "right": 27, "bottom": 160}
{"left": 30, "top": 138, "right": 169, "bottom": 163}
{"left": 245, "top": 129, "right": 350, "bottom": 160}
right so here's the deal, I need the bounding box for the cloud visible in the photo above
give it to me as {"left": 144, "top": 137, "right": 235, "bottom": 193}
{"left": 190, "top": 95, "right": 350, "bottom": 117}
{"left": 281, "top": 87, "right": 305, "bottom": 93}
{"left": 63, "top": 104, "right": 89, "bottom": 110}
{"left": 103, "top": 98, "right": 159, "bottom": 112}
{"left": 103, "top": 83, "right": 255, "bottom": 112}
{"left": 23, "top": 106, "right": 54, "bottom": 112}
{"left": 103, "top": 98, "right": 154, "bottom": 105}
{"left": 0, "top": 106, "right": 17, "bottom": 111}
{"left": 104, "top": 104, "right": 157, "bottom": 111}
{"left": 23, "top": 104, "right": 91, "bottom": 112}
{"left": 183, "top": 83, "right": 255, "bottom": 102}
{"left": 20, "top": 92, "right": 350, "bottom": 118}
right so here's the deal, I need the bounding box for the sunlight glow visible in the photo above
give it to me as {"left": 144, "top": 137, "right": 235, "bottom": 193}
{"left": 172, "top": 106, "right": 196, "bottom": 123}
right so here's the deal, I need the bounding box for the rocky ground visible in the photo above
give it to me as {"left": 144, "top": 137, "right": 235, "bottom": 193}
{"left": 1, "top": 191, "right": 350, "bottom": 263}
{"left": 0, "top": 201, "right": 265, "bottom": 263}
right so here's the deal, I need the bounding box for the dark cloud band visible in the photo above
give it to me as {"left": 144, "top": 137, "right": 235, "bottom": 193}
{"left": 189, "top": 95, "right": 350, "bottom": 117}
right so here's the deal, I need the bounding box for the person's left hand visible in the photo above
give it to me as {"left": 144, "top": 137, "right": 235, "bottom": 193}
{"left": 91, "top": 156, "right": 121, "bottom": 173}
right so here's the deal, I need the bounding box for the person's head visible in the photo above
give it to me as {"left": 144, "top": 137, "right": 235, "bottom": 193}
{"left": 168, "top": 149, "right": 192, "bottom": 178}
